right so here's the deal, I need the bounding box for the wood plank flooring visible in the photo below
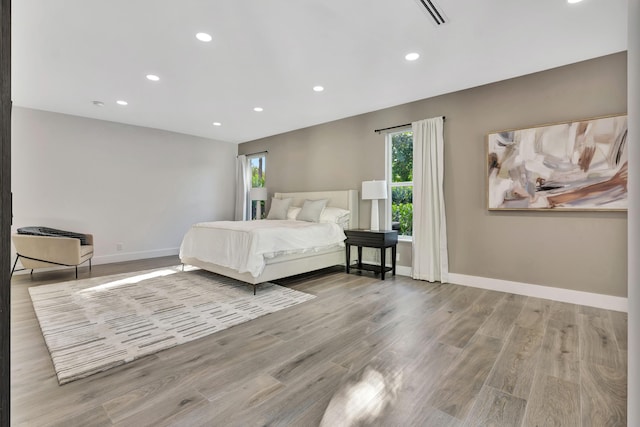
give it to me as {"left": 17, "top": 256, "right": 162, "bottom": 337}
{"left": 10, "top": 257, "right": 627, "bottom": 426}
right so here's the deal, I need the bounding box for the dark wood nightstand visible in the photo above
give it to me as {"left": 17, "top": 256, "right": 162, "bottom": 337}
{"left": 344, "top": 229, "right": 398, "bottom": 280}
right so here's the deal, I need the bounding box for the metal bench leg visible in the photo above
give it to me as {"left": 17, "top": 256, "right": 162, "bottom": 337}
{"left": 10, "top": 256, "right": 19, "bottom": 278}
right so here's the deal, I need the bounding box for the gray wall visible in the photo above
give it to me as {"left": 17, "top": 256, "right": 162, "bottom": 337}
{"left": 12, "top": 107, "right": 237, "bottom": 265}
{"left": 239, "top": 52, "right": 628, "bottom": 298}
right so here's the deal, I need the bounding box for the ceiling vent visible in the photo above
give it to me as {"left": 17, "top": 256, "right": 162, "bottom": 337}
{"left": 416, "top": 0, "right": 447, "bottom": 25}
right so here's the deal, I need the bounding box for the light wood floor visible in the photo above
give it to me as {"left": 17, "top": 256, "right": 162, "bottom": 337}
{"left": 11, "top": 256, "right": 627, "bottom": 426}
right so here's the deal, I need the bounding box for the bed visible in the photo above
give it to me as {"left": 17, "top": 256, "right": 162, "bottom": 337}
{"left": 179, "top": 190, "right": 359, "bottom": 293}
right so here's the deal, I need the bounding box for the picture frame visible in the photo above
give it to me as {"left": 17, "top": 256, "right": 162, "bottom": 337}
{"left": 486, "top": 114, "right": 628, "bottom": 211}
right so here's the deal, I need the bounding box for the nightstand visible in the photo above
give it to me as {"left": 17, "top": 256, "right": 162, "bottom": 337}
{"left": 344, "top": 229, "right": 398, "bottom": 280}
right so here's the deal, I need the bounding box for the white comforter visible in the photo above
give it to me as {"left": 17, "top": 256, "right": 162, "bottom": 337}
{"left": 179, "top": 220, "right": 347, "bottom": 277}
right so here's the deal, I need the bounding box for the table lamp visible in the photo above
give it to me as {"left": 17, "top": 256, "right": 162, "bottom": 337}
{"left": 362, "top": 180, "right": 387, "bottom": 231}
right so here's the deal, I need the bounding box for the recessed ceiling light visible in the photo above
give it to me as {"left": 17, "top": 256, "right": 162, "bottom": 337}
{"left": 405, "top": 52, "right": 420, "bottom": 61}
{"left": 567, "top": 0, "right": 583, "bottom": 3}
{"left": 116, "top": 100, "right": 128, "bottom": 106}
{"left": 146, "top": 74, "right": 160, "bottom": 81}
{"left": 253, "top": 107, "right": 264, "bottom": 112}
{"left": 212, "top": 122, "right": 222, "bottom": 126}
{"left": 92, "top": 100, "right": 104, "bottom": 107}
{"left": 313, "top": 85, "right": 324, "bottom": 92}
{"left": 196, "top": 32, "right": 213, "bottom": 42}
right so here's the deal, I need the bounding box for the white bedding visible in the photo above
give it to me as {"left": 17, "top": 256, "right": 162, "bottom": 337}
{"left": 179, "top": 220, "right": 347, "bottom": 278}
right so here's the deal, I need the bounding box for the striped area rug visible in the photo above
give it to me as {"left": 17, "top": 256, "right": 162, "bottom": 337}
{"left": 28, "top": 266, "right": 315, "bottom": 385}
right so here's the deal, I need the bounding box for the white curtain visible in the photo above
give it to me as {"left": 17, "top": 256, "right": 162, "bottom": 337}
{"left": 411, "top": 117, "right": 449, "bottom": 283}
{"left": 234, "top": 155, "right": 252, "bottom": 221}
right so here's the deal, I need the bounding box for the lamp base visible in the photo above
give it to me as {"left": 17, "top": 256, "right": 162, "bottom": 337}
{"left": 370, "top": 199, "right": 380, "bottom": 231}
{"left": 255, "top": 202, "right": 262, "bottom": 220}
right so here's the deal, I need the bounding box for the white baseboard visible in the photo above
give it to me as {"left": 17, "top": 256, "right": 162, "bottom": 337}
{"left": 448, "top": 273, "right": 627, "bottom": 313}
{"left": 391, "top": 267, "right": 626, "bottom": 312}
{"left": 14, "top": 248, "right": 627, "bottom": 313}
{"left": 92, "top": 248, "right": 179, "bottom": 265}
{"left": 396, "top": 265, "right": 412, "bottom": 277}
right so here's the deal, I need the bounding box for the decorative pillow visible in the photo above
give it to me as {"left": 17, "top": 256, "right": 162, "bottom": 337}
{"left": 319, "top": 207, "right": 350, "bottom": 224}
{"left": 296, "top": 199, "right": 329, "bottom": 222}
{"left": 267, "top": 198, "right": 292, "bottom": 220}
{"left": 287, "top": 207, "right": 301, "bottom": 220}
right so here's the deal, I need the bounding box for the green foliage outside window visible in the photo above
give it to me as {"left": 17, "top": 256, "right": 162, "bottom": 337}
{"left": 251, "top": 165, "right": 266, "bottom": 188}
{"left": 391, "top": 132, "right": 413, "bottom": 236}
{"left": 391, "top": 132, "right": 413, "bottom": 183}
{"left": 392, "top": 187, "right": 413, "bottom": 236}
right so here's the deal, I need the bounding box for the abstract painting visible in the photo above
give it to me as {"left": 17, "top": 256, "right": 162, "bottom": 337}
{"left": 487, "top": 114, "right": 627, "bottom": 210}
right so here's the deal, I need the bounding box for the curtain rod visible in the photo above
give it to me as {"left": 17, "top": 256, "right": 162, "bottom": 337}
{"left": 237, "top": 150, "right": 268, "bottom": 158}
{"left": 374, "top": 116, "right": 446, "bottom": 133}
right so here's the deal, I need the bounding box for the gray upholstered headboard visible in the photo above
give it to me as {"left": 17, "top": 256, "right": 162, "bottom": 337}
{"left": 273, "top": 190, "right": 359, "bottom": 229}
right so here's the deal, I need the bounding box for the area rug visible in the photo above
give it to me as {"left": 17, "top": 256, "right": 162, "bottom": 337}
{"left": 28, "top": 266, "right": 315, "bottom": 385}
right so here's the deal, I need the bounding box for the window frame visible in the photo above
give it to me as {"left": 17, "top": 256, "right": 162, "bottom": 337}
{"left": 248, "top": 153, "right": 266, "bottom": 188}
{"left": 385, "top": 128, "right": 413, "bottom": 241}
{"left": 248, "top": 153, "right": 266, "bottom": 219}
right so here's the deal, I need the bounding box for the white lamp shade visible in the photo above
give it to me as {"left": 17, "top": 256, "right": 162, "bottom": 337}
{"left": 250, "top": 187, "right": 268, "bottom": 201}
{"left": 362, "top": 180, "right": 387, "bottom": 200}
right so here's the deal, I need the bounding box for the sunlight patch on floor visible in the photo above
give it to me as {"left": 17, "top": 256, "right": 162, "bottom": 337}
{"left": 320, "top": 366, "right": 402, "bottom": 427}
{"left": 79, "top": 265, "right": 198, "bottom": 293}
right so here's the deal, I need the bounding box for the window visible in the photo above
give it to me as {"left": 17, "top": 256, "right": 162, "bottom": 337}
{"left": 387, "top": 130, "right": 413, "bottom": 237}
{"left": 249, "top": 154, "right": 266, "bottom": 219}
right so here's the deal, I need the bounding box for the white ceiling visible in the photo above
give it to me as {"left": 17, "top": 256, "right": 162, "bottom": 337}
{"left": 11, "top": 0, "right": 628, "bottom": 144}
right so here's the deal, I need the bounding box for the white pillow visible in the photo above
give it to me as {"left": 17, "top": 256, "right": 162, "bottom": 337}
{"left": 297, "top": 199, "right": 328, "bottom": 222}
{"left": 267, "top": 198, "right": 292, "bottom": 220}
{"left": 336, "top": 217, "right": 350, "bottom": 230}
{"left": 320, "top": 207, "right": 350, "bottom": 224}
{"left": 287, "top": 207, "right": 301, "bottom": 220}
